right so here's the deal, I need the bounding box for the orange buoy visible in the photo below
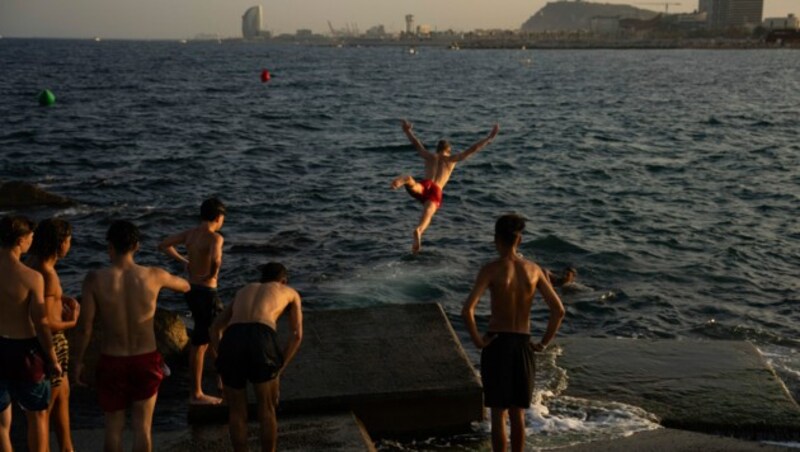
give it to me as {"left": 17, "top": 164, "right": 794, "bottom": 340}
{"left": 260, "top": 69, "right": 271, "bottom": 83}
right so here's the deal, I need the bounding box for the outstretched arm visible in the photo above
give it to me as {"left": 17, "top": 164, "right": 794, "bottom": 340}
{"left": 461, "top": 266, "right": 493, "bottom": 349}
{"left": 534, "top": 269, "right": 565, "bottom": 351}
{"left": 451, "top": 124, "right": 500, "bottom": 163}
{"left": 401, "top": 119, "right": 433, "bottom": 161}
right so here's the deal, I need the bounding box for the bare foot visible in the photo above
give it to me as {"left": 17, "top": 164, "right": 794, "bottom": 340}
{"left": 190, "top": 393, "right": 223, "bottom": 405}
{"left": 412, "top": 230, "right": 421, "bottom": 254}
{"left": 391, "top": 176, "right": 407, "bottom": 190}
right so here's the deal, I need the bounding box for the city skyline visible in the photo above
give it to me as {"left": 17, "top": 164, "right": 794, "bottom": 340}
{"left": 0, "top": 0, "right": 796, "bottom": 39}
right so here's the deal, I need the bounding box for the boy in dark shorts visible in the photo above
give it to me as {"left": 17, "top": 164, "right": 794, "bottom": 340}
{"left": 211, "top": 263, "right": 303, "bottom": 452}
{"left": 462, "top": 214, "right": 565, "bottom": 452}
{"left": 28, "top": 218, "right": 80, "bottom": 452}
{"left": 0, "top": 215, "right": 61, "bottom": 452}
{"left": 74, "top": 220, "right": 190, "bottom": 451}
{"left": 159, "top": 198, "right": 226, "bottom": 405}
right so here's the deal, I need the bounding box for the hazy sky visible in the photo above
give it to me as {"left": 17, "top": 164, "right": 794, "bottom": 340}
{"left": 1, "top": 0, "right": 796, "bottom": 39}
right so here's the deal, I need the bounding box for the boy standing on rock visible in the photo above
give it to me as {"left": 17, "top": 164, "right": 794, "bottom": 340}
{"left": 74, "top": 220, "right": 190, "bottom": 452}
{"left": 159, "top": 197, "right": 226, "bottom": 405}
{"left": 211, "top": 262, "right": 303, "bottom": 452}
{"left": 0, "top": 216, "right": 60, "bottom": 452}
{"left": 462, "top": 214, "right": 565, "bottom": 452}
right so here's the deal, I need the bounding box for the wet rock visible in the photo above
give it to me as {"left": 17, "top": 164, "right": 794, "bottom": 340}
{"left": 0, "top": 180, "right": 74, "bottom": 209}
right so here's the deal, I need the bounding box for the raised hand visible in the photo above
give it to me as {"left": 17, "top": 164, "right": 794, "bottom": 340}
{"left": 401, "top": 119, "right": 413, "bottom": 133}
{"left": 489, "top": 123, "right": 500, "bottom": 139}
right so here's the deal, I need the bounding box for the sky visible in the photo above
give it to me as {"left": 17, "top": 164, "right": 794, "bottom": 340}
{"left": 0, "top": 0, "right": 796, "bottom": 40}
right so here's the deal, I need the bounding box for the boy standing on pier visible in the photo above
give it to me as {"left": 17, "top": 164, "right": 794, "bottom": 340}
{"left": 0, "top": 216, "right": 60, "bottom": 452}
{"left": 391, "top": 119, "right": 499, "bottom": 253}
{"left": 29, "top": 218, "right": 80, "bottom": 452}
{"left": 462, "top": 214, "right": 565, "bottom": 452}
{"left": 159, "top": 198, "right": 226, "bottom": 405}
{"left": 74, "top": 220, "right": 190, "bottom": 452}
{"left": 211, "top": 262, "right": 303, "bottom": 452}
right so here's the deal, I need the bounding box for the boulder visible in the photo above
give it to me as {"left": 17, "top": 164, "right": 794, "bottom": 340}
{"left": 0, "top": 180, "right": 73, "bottom": 209}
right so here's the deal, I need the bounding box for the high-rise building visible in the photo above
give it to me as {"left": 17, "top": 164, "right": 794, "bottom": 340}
{"left": 405, "top": 15, "right": 414, "bottom": 35}
{"left": 242, "top": 6, "right": 263, "bottom": 39}
{"left": 702, "top": 0, "right": 763, "bottom": 29}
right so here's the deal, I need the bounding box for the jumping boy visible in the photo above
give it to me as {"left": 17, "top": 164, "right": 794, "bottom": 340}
{"left": 391, "top": 119, "right": 499, "bottom": 253}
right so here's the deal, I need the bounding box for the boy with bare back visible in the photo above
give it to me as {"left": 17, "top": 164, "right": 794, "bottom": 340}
{"left": 28, "top": 218, "right": 80, "bottom": 452}
{"left": 210, "top": 263, "right": 303, "bottom": 452}
{"left": 158, "top": 198, "right": 225, "bottom": 405}
{"left": 73, "top": 220, "right": 190, "bottom": 452}
{"left": 461, "top": 214, "right": 565, "bottom": 452}
{"left": 391, "top": 119, "right": 499, "bottom": 253}
{"left": 0, "top": 216, "right": 61, "bottom": 452}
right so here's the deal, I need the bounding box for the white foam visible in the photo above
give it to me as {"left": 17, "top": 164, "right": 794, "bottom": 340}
{"left": 470, "top": 345, "right": 661, "bottom": 449}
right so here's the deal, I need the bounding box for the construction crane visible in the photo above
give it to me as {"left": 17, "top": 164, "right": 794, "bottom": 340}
{"left": 635, "top": 2, "right": 681, "bottom": 14}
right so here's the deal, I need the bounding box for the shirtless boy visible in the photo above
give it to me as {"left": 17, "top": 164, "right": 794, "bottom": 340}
{"left": 461, "top": 214, "right": 565, "bottom": 452}
{"left": 29, "top": 219, "right": 80, "bottom": 452}
{"left": 159, "top": 198, "right": 225, "bottom": 405}
{"left": 210, "top": 263, "right": 303, "bottom": 452}
{"left": 0, "top": 216, "right": 60, "bottom": 452}
{"left": 73, "top": 220, "right": 190, "bottom": 452}
{"left": 391, "top": 119, "right": 499, "bottom": 253}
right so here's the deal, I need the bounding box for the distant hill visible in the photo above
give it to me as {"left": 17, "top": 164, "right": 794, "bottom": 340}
{"left": 521, "top": 1, "right": 659, "bottom": 32}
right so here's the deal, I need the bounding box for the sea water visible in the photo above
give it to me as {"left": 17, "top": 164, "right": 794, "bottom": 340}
{"left": 1, "top": 39, "right": 798, "bottom": 446}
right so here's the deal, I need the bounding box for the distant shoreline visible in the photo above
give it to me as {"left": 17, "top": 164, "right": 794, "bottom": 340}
{"left": 2, "top": 36, "right": 799, "bottom": 50}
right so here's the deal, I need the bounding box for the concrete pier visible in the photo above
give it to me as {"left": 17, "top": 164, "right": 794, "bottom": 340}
{"left": 557, "top": 338, "right": 800, "bottom": 440}
{"left": 189, "top": 303, "right": 484, "bottom": 436}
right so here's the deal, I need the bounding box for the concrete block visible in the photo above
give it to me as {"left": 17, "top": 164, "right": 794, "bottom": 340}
{"left": 557, "top": 338, "right": 800, "bottom": 440}
{"left": 189, "top": 303, "right": 484, "bottom": 437}
{"left": 64, "top": 412, "right": 375, "bottom": 451}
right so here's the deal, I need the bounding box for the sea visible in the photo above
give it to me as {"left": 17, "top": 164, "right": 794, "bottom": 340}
{"left": 1, "top": 39, "right": 799, "bottom": 449}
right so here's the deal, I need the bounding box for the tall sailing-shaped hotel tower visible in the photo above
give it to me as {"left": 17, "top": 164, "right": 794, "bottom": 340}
{"left": 242, "top": 6, "right": 266, "bottom": 39}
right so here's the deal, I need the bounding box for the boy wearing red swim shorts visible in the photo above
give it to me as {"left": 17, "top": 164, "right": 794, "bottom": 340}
{"left": 391, "top": 119, "right": 499, "bottom": 253}
{"left": 73, "top": 220, "right": 190, "bottom": 452}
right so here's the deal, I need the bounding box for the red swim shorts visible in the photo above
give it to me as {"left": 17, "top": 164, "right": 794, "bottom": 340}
{"left": 96, "top": 350, "right": 164, "bottom": 412}
{"left": 408, "top": 179, "right": 443, "bottom": 209}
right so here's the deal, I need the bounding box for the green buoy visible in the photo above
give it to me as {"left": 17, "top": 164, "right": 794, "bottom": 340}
{"left": 38, "top": 89, "right": 55, "bottom": 106}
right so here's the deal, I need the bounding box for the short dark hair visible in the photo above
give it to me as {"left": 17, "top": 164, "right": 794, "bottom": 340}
{"left": 106, "top": 220, "right": 140, "bottom": 254}
{"left": 495, "top": 214, "right": 526, "bottom": 246}
{"left": 436, "top": 140, "right": 450, "bottom": 153}
{"left": 0, "top": 215, "right": 35, "bottom": 248}
{"left": 200, "top": 198, "right": 226, "bottom": 222}
{"left": 258, "top": 262, "right": 287, "bottom": 283}
{"left": 30, "top": 218, "right": 72, "bottom": 258}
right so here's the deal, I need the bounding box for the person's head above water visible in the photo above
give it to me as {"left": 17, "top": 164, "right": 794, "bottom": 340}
{"left": 436, "top": 140, "right": 451, "bottom": 155}
{"left": 259, "top": 262, "right": 288, "bottom": 284}
{"left": 495, "top": 213, "right": 525, "bottom": 250}
{"left": 106, "top": 220, "right": 140, "bottom": 255}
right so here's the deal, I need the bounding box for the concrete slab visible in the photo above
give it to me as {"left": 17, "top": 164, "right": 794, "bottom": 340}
{"left": 557, "top": 338, "right": 800, "bottom": 440}
{"left": 63, "top": 412, "right": 375, "bottom": 451}
{"left": 552, "top": 428, "right": 789, "bottom": 452}
{"left": 189, "top": 303, "right": 484, "bottom": 437}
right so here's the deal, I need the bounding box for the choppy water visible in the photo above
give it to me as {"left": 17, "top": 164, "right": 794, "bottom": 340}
{"left": 1, "top": 39, "right": 799, "bottom": 445}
